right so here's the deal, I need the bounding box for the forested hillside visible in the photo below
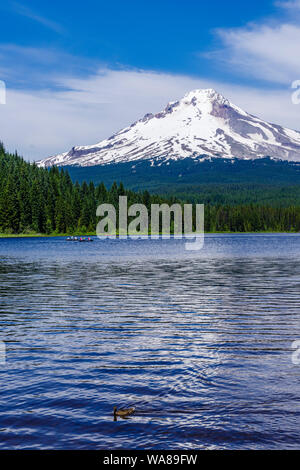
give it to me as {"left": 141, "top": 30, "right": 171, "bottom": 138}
{"left": 1, "top": 144, "right": 300, "bottom": 234}
{"left": 0, "top": 144, "right": 172, "bottom": 234}
{"left": 65, "top": 157, "right": 300, "bottom": 208}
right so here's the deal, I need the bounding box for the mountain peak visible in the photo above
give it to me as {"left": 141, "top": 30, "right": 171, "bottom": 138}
{"left": 184, "top": 88, "right": 223, "bottom": 99}
{"left": 37, "top": 88, "right": 300, "bottom": 168}
{"left": 183, "top": 88, "right": 229, "bottom": 105}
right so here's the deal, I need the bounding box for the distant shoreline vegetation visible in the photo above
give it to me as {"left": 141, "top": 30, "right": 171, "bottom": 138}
{"left": 1, "top": 231, "right": 300, "bottom": 239}
{"left": 1, "top": 143, "right": 300, "bottom": 235}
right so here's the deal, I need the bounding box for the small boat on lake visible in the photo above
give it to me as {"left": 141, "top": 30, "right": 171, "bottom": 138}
{"left": 66, "top": 236, "right": 93, "bottom": 242}
{"left": 79, "top": 237, "right": 94, "bottom": 242}
{"left": 66, "top": 236, "right": 79, "bottom": 241}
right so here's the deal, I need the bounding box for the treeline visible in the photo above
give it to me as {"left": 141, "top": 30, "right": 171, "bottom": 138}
{"left": 163, "top": 183, "right": 300, "bottom": 207}
{"left": 0, "top": 144, "right": 176, "bottom": 234}
{"left": 1, "top": 143, "right": 300, "bottom": 234}
{"left": 204, "top": 205, "right": 300, "bottom": 232}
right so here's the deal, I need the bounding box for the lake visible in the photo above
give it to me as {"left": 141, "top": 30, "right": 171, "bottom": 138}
{"left": 0, "top": 234, "right": 299, "bottom": 449}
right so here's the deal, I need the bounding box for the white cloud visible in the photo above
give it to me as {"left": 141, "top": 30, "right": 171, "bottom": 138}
{"left": 216, "top": 23, "right": 300, "bottom": 84}
{"left": 212, "top": 0, "right": 300, "bottom": 85}
{"left": 0, "top": 67, "right": 299, "bottom": 161}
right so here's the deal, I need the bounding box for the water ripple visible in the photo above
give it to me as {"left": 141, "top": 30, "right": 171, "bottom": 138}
{"left": 0, "top": 235, "right": 300, "bottom": 449}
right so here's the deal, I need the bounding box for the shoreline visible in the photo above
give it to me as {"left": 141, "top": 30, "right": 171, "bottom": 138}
{"left": 1, "top": 231, "right": 299, "bottom": 238}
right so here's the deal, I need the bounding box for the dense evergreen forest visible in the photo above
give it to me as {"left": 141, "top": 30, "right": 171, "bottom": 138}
{"left": 66, "top": 156, "right": 300, "bottom": 188}
{"left": 0, "top": 144, "right": 175, "bottom": 235}
{"left": 1, "top": 143, "right": 300, "bottom": 234}
{"left": 66, "top": 156, "right": 300, "bottom": 207}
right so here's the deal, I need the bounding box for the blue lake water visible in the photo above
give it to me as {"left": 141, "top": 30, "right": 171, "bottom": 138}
{"left": 0, "top": 234, "right": 299, "bottom": 449}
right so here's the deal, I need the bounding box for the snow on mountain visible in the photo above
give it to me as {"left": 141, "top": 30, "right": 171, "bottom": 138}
{"left": 37, "top": 88, "right": 300, "bottom": 167}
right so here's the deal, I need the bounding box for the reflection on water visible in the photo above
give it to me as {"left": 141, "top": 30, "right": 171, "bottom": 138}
{"left": 0, "top": 235, "right": 300, "bottom": 449}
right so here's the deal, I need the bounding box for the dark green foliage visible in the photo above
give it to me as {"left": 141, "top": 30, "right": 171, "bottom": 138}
{"left": 203, "top": 204, "right": 300, "bottom": 233}
{"left": 66, "top": 157, "right": 300, "bottom": 207}
{"left": 65, "top": 156, "right": 300, "bottom": 186}
{"left": 0, "top": 144, "right": 177, "bottom": 234}
{"left": 1, "top": 144, "right": 300, "bottom": 234}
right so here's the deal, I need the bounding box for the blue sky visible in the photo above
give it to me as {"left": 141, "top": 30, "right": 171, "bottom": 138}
{"left": 0, "top": 0, "right": 300, "bottom": 159}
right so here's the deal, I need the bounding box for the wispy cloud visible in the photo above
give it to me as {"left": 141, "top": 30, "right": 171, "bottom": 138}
{"left": 215, "top": 23, "right": 300, "bottom": 84}
{"left": 0, "top": 44, "right": 96, "bottom": 89}
{"left": 207, "top": 0, "right": 300, "bottom": 85}
{"left": 275, "top": 0, "right": 300, "bottom": 9}
{"left": 0, "top": 65, "right": 298, "bottom": 161}
{"left": 10, "top": 1, "right": 65, "bottom": 34}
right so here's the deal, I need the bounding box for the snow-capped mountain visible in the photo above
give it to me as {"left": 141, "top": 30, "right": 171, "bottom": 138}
{"left": 37, "top": 88, "right": 300, "bottom": 167}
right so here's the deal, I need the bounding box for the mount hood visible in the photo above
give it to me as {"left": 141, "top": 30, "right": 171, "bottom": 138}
{"left": 37, "top": 88, "right": 300, "bottom": 167}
